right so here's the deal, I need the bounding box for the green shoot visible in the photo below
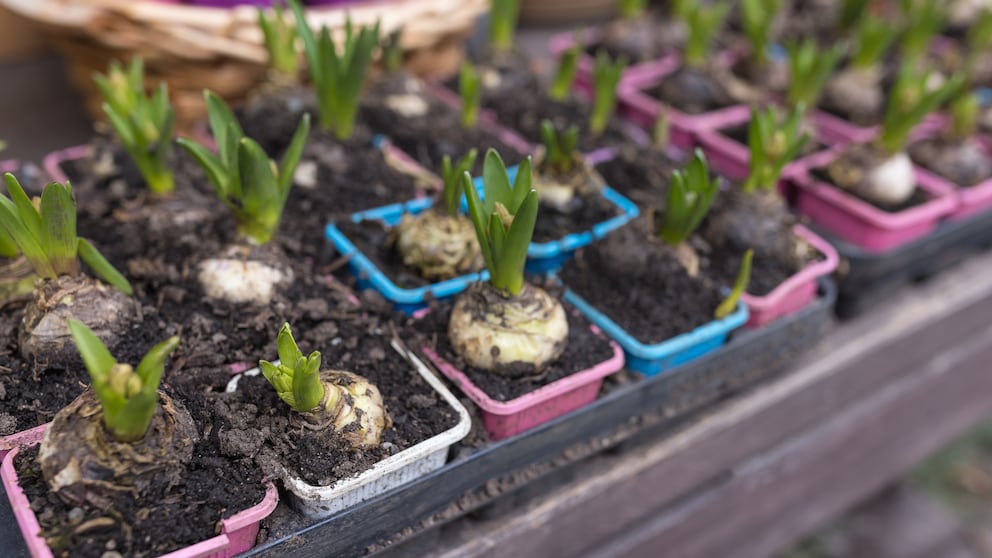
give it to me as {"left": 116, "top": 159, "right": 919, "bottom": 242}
{"left": 950, "top": 90, "right": 980, "bottom": 140}
{"left": 839, "top": 0, "right": 871, "bottom": 32}
{"left": 94, "top": 58, "right": 175, "bottom": 195}
{"left": 260, "top": 322, "right": 324, "bottom": 413}
{"left": 289, "top": 0, "right": 378, "bottom": 139}
{"left": 177, "top": 91, "right": 310, "bottom": 245}
{"left": 464, "top": 150, "right": 538, "bottom": 296}
{"left": 659, "top": 150, "right": 719, "bottom": 246}
{"left": 258, "top": 4, "right": 299, "bottom": 78}
{"left": 383, "top": 29, "right": 405, "bottom": 74}
{"left": 743, "top": 105, "right": 810, "bottom": 193}
{"left": 714, "top": 249, "right": 752, "bottom": 319}
{"left": 652, "top": 108, "right": 670, "bottom": 148}
{"left": 0, "top": 139, "right": 6, "bottom": 152}
{"left": 786, "top": 39, "right": 844, "bottom": 113}
{"left": 682, "top": 2, "right": 731, "bottom": 68}
{"left": 899, "top": 0, "right": 946, "bottom": 64}
{"left": 490, "top": 0, "right": 520, "bottom": 53}
{"left": 965, "top": 9, "right": 992, "bottom": 75}
{"left": 851, "top": 15, "right": 900, "bottom": 70}
{"left": 549, "top": 34, "right": 582, "bottom": 101}
{"left": 741, "top": 0, "right": 782, "bottom": 69}
{"left": 441, "top": 149, "right": 478, "bottom": 217}
{"left": 68, "top": 319, "right": 179, "bottom": 443}
{"left": 590, "top": 50, "right": 627, "bottom": 136}
{"left": 618, "top": 0, "right": 648, "bottom": 18}
{"left": 540, "top": 120, "right": 580, "bottom": 175}
{"left": 670, "top": 0, "right": 690, "bottom": 18}
{"left": 879, "top": 64, "right": 962, "bottom": 154}
{"left": 460, "top": 62, "right": 482, "bottom": 128}
{"left": 0, "top": 174, "right": 132, "bottom": 294}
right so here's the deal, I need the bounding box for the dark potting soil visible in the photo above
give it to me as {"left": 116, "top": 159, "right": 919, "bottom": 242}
{"left": 909, "top": 136, "right": 992, "bottom": 187}
{"left": 409, "top": 291, "right": 615, "bottom": 401}
{"left": 361, "top": 75, "right": 526, "bottom": 177}
{"left": 705, "top": 242, "right": 805, "bottom": 298}
{"left": 594, "top": 144, "right": 684, "bottom": 210}
{"left": 481, "top": 79, "right": 633, "bottom": 153}
{"left": 336, "top": 218, "right": 435, "bottom": 290}
{"left": 719, "top": 122, "right": 828, "bottom": 156}
{"left": 560, "top": 219, "right": 723, "bottom": 345}
{"left": 532, "top": 188, "right": 622, "bottom": 244}
{"left": 585, "top": 15, "right": 673, "bottom": 64}
{"left": 649, "top": 66, "right": 736, "bottom": 115}
{"left": 209, "top": 308, "right": 459, "bottom": 486}
{"left": 13, "top": 385, "right": 266, "bottom": 558}
{"left": 810, "top": 165, "right": 932, "bottom": 213}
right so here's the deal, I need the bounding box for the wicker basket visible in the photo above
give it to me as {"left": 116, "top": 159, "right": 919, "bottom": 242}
{"left": 0, "top": 0, "right": 486, "bottom": 131}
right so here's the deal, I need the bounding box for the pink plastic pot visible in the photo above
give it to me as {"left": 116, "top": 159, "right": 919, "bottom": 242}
{"left": 43, "top": 144, "right": 91, "bottom": 185}
{"left": 548, "top": 27, "right": 678, "bottom": 90}
{"left": 616, "top": 54, "right": 740, "bottom": 149}
{"left": 1, "top": 159, "right": 19, "bottom": 174}
{"left": 0, "top": 424, "right": 46, "bottom": 462}
{"left": 695, "top": 104, "right": 877, "bottom": 183}
{"left": 740, "top": 225, "right": 839, "bottom": 328}
{"left": 421, "top": 330, "right": 624, "bottom": 441}
{"left": 791, "top": 149, "right": 959, "bottom": 253}
{"left": 2, "top": 427, "right": 279, "bottom": 558}
{"left": 907, "top": 116, "right": 992, "bottom": 220}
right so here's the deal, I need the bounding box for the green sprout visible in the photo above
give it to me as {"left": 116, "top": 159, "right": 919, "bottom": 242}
{"left": 258, "top": 3, "right": 300, "bottom": 78}
{"left": 382, "top": 29, "right": 405, "bottom": 74}
{"left": 965, "top": 9, "right": 992, "bottom": 76}
{"left": 879, "top": 64, "right": 962, "bottom": 154}
{"left": 94, "top": 58, "right": 175, "bottom": 196}
{"left": 743, "top": 105, "right": 810, "bottom": 193}
{"left": 549, "top": 34, "right": 582, "bottom": 101}
{"left": 460, "top": 62, "right": 482, "bottom": 128}
{"left": 590, "top": 50, "right": 627, "bottom": 136}
{"left": 441, "top": 149, "right": 479, "bottom": 217}
{"left": 652, "top": 108, "right": 670, "bottom": 148}
{"left": 540, "top": 120, "right": 580, "bottom": 175}
{"left": 618, "top": 0, "right": 648, "bottom": 18}
{"left": 839, "top": 0, "right": 871, "bottom": 32}
{"left": 464, "top": 150, "right": 538, "bottom": 296}
{"left": 786, "top": 39, "right": 844, "bottom": 113}
{"left": 899, "top": 0, "right": 946, "bottom": 64}
{"left": 682, "top": 2, "right": 731, "bottom": 69}
{"left": 0, "top": 174, "right": 132, "bottom": 294}
{"left": 850, "top": 15, "right": 900, "bottom": 70}
{"left": 741, "top": 0, "right": 782, "bottom": 69}
{"left": 260, "top": 322, "right": 324, "bottom": 413}
{"left": 289, "top": 0, "right": 379, "bottom": 139}
{"left": 950, "top": 89, "right": 980, "bottom": 140}
{"left": 69, "top": 319, "right": 179, "bottom": 443}
{"left": 490, "top": 0, "right": 520, "bottom": 53}
{"left": 659, "top": 150, "right": 719, "bottom": 246}
{"left": 714, "top": 249, "right": 752, "bottom": 319}
{"left": 177, "top": 91, "right": 310, "bottom": 245}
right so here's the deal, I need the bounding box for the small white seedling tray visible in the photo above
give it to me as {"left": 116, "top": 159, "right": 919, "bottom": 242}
{"left": 226, "top": 340, "right": 471, "bottom": 519}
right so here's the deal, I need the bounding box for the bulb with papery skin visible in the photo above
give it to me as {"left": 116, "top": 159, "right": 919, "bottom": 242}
{"left": 314, "top": 370, "right": 391, "bottom": 448}
{"left": 392, "top": 211, "right": 483, "bottom": 281}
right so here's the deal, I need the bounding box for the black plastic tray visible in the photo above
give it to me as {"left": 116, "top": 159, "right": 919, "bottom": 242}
{"left": 813, "top": 210, "right": 992, "bottom": 319}
{"left": 238, "top": 279, "right": 836, "bottom": 557}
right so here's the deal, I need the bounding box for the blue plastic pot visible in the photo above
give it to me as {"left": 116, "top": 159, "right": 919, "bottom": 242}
{"left": 325, "top": 198, "right": 488, "bottom": 315}
{"left": 563, "top": 289, "right": 749, "bottom": 376}
{"left": 469, "top": 166, "right": 640, "bottom": 274}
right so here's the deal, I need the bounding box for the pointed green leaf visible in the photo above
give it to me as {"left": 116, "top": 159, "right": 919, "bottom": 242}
{"left": 68, "top": 319, "right": 117, "bottom": 383}
{"left": 278, "top": 112, "right": 310, "bottom": 193}
{"left": 498, "top": 190, "right": 538, "bottom": 296}
{"left": 277, "top": 322, "right": 302, "bottom": 368}
{"left": 39, "top": 182, "right": 78, "bottom": 276}
{"left": 78, "top": 238, "right": 132, "bottom": 295}
{"left": 177, "top": 138, "right": 228, "bottom": 198}
{"left": 133, "top": 335, "right": 180, "bottom": 392}
{"left": 463, "top": 171, "right": 496, "bottom": 275}
{"left": 715, "top": 249, "right": 752, "bottom": 319}
{"left": 508, "top": 156, "right": 533, "bottom": 214}
{"left": 481, "top": 149, "right": 512, "bottom": 215}
{"left": 5, "top": 173, "right": 43, "bottom": 245}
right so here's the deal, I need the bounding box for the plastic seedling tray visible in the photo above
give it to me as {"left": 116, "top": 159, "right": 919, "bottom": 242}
{"left": 0, "top": 425, "right": 46, "bottom": 462}
{"left": 791, "top": 149, "right": 959, "bottom": 252}
{"left": 235, "top": 279, "right": 835, "bottom": 558}
{"left": 468, "top": 165, "right": 640, "bottom": 274}
{"left": 548, "top": 27, "right": 679, "bottom": 90}
{"left": 906, "top": 116, "right": 992, "bottom": 220}
{"left": 422, "top": 326, "right": 624, "bottom": 441}
{"left": 325, "top": 197, "right": 489, "bottom": 315}
{"left": 225, "top": 340, "right": 471, "bottom": 519}
{"left": 2, "top": 426, "right": 279, "bottom": 558}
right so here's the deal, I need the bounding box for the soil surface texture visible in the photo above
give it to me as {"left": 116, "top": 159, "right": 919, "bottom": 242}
{"left": 910, "top": 136, "right": 992, "bottom": 187}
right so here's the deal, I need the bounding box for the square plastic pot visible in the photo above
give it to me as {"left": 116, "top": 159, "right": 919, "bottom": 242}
{"left": 325, "top": 198, "right": 489, "bottom": 315}
{"left": 225, "top": 342, "right": 471, "bottom": 519}
{"left": 740, "top": 225, "right": 840, "bottom": 328}
{"left": 548, "top": 27, "right": 679, "bottom": 90}
{"left": 0, "top": 424, "right": 46, "bottom": 462}
{"left": 791, "top": 149, "right": 959, "bottom": 253}
{"left": 907, "top": 117, "right": 992, "bottom": 220}
{"left": 2, "top": 426, "right": 279, "bottom": 558}
{"left": 470, "top": 165, "right": 640, "bottom": 274}
{"left": 422, "top": 327, "right": 624, "bottom": 441}
{"left": 563, "top": 290, "right": 748, "bottom": 377}
{"left": 694, "top": 104, "right": 879, "bottom": 183}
